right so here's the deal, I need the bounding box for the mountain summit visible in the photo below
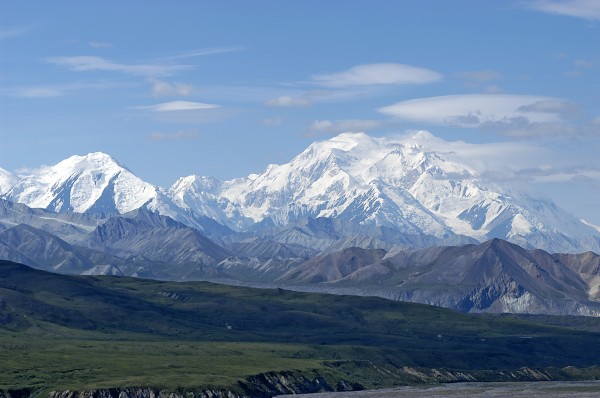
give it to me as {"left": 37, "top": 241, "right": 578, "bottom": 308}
{"left": 2, "top": 133, "right": 599, "bottom": 253}
{"left": 3, "top": 152, "right": 161, "bottom": 215}
{"left": 171, "top": 131, "right": 600, "bottom": 252}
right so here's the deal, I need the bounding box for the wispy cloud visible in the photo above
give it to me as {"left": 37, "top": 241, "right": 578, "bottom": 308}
{"left": 147, "top": 130, "right": 197, "bottom": 141}
{"left": 566, "top": 59, "right": 594, "bottom": 77}
{"left": 3, "top": 82, "right": 128, "bottom": 98}
{"left": 396, "top": 130, "right": 600, "bottom": 185}
{"left": 0, "top": 26, "right": 32, "bottom": 40}
{"left": 307, "top": 119, "right": 382, "bottom": 136}
{"left": 524, "top": 167, "right": 600, "bottom": 182}
{"left": 311, "top": 63, "right": 442, "bottom": 87}
{"left": 379, "top": 94, "right": 581, "bottom": 137}
{"left": 164, "top": 46, "right": 244, "bottom": 60}
{"left": 261, "top": 117, "right": 284, "bottom": 126}
{"left": 581, "top": 219, "right": 600, "bottom": 233}
{"left": 133, "top": 100, "right": 220, "bottom": 112}
{"left": 527, "top": 0, "right": 600, "bottom": 20}
{"left": 7, "top": 87, "right": 64, "bottom": 98}
{"left": 149, "top": 78, "right": 193, "bottom": 97}
{"left": 46, "top": 56, "right": 190, "bottom": 76}
{"left": 265, "top": 95, "right": 312, "bottom": 107}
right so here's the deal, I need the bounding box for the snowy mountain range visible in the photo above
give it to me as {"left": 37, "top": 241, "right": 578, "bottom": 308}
{"left": 2, "top": 131, "right": 600, "bottom": 253}
{"left": 2, "top": 129, "right": 600, "bottom": 317}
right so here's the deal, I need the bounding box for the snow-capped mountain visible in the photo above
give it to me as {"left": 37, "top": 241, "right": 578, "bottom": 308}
{"left": 2, "top": 132, "right": 600, "bottom": 253}
{"left": 1, "top": 153, "right": 196, "bottom": 231}
{"left": 217, "top": 132, "right": 452, "bottom": 238}
{"left": 171, "top": 131, "right": 600, "bottom": 252}
{"left": 3, "top": 152, "right": 161, "bottom": 214}
{"left": 0, "top": 167, "right": 17, "bottom": 195}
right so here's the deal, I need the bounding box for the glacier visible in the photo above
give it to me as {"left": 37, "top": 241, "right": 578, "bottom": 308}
{"left": 2, "top": 132, "right": 599, "bottom": 253}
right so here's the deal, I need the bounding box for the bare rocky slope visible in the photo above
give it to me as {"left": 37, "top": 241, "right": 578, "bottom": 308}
{"left": 280, "top": 239, "right": 600, "bottom": 316}
{"left": 0, "top": 200, "right": 599, "bottom": 316}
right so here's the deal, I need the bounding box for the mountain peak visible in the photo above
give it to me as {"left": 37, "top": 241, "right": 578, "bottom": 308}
{"left": 334, "top": 131, "right": 371, "bottom": 141}
{"left": 57, "top": 152, "right": 126, "bottom": 172}
{"left": 409, "top": 130, "right": 436, "bottom": 142}
{"left": 3, "top": 132, "right": 600, "bottom": 254}
{"left": 320, "top": 132, "right": 376, "bottom": 151}
{"left": 4, "top": 151, "right": 159, "bottom": 215}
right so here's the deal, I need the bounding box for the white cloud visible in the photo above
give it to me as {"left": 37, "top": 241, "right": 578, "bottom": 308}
{"left": 379, "top": 94, "right": 577, "bottom": 136}
{"left": 134, "top": 101, "right": 220, "bottom": 112}
{"left": 311, "top": 63, "right": 442, "bottom": 87}
{"left": 147, "top": 131, "right": 197, "bottom": 141}
{"left": 396, "top": 130, "right": 546, "bottom": 169}
{"left": 528, "top": 0, "right": 600, "bottom": 20}
{"left": 265, "top": 95, "right": 312, "bottom": 107}
{"left": 307, "top": 119, "right": 382, "bottom": 135}
{"left": 46, "top": 56, "right": 190, "bottom": 76}
{"left": 581, "top": 219, "right": 600, "bottom": 233}
{"left": 394, "top": 130, "right": 600, "bottom": 185}
{"left": 149, "top": 78, "right": 193, "bottom": 97}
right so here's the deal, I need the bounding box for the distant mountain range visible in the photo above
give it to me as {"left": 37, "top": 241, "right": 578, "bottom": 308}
{"left": 1, "top": 198, "right": 599, "bottom": 316}
{"left": 1, "top": 131, "right": 600, "bottom": 316}
{"left": 2, "top": 132, "right": 599, "bottom": 253}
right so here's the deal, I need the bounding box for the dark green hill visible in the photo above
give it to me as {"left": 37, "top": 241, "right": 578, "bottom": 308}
{"left": 1, "top": 260, "right": 600, "bottom": 395}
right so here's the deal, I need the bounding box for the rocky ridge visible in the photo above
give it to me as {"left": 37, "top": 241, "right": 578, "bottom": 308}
{"left": 2, "top": 132, "right": 600, "bottom": 253}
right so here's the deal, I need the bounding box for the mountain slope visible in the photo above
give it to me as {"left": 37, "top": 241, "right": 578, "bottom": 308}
{"left": 0, "top": 197, "right": 599, "bottom": 316}
{"left": 0, "top": 168, "right": 17, "bottom": 195}
{"left": 171, "top": 132, "right": 600, "bottom": 253}
{"left": 1, "top": 153, "right": 233, "bottom": 241}
{"left": 280, "top": 239, "right": 600, "bottom": 316}
{"left": 0, "top": 223, "right": 126, "bottom": 274}
{"left": 3, "top": 152, "right": 159, "bottom": 214}
{"left": 0, "top": 201, "right": 235, "bottom": 279}
{"left": 2, "top": 132, "right": 600, "bottom": 253}
{"left": 86, "top": 209, "right": 232, "bottom": 278}
{"left": 0, "top": 198, "right": 100, "bottom": 244}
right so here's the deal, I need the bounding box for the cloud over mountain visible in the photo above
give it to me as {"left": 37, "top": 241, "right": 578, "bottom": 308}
{"left": 311, "top": 63, "right": 442, "bottom": 87}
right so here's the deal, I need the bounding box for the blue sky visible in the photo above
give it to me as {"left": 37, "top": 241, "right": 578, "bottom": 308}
{"left": 1, "top": 0, "right": 599, "bottom": 224}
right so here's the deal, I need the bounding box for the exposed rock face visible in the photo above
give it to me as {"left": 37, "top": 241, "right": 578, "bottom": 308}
{"left": 3, "top": 365, "right": 597, "bottom": 398}
{"left": 47, "top": 389, "right": 242, "bottom": 398}
{"left": 238, "top": 370, "right": 357, "bottom": 396}
{"left": 280, "top": 239, "right": 600, "bottom": 316}
{"left": 40, "top": 370, "right": 358, "bottom": 398}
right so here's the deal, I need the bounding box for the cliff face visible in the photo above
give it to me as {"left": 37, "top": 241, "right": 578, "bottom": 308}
{"left": 4, "top": 366, "right": 600, "bottom": 398}
{"left": 238, "top": 370, "right": 360, "bottom": 396}
{"left": 47, "top": 389, "right": 242, "bottom": 398}
{"left": 0, "top": 370, "right": 359, "bottom": 398}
